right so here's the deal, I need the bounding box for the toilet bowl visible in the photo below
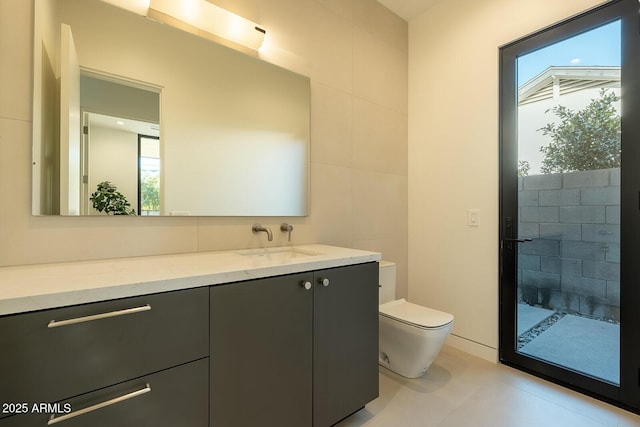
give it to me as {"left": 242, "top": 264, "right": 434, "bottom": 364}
{"left": 378, "top": 261, "right": 454, "bottom": 378}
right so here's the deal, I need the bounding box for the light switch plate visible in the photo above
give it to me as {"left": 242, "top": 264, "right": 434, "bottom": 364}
{"left": 468, "top": 209, "right": 480, "bottom": 226}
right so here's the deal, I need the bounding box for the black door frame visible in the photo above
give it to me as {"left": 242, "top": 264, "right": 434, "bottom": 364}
{"left": 499, "top": 0, "right": 640, "bottom": 411}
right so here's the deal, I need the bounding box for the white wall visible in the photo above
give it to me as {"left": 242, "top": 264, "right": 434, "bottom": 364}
{"left": 0, "top": 0, "right": 409, "bottom": 297}
{"left": 408, "top": 0, "right": 605, "bottom": 360}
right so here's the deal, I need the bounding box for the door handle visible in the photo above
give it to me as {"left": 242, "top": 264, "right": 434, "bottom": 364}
{"left": 501, "top": 237, "right": 532, "bottom": 250}
{"left": 502, "top": 217, "right": 533, "bottom": 245}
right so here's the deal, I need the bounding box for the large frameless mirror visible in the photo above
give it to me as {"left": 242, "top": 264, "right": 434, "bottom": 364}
{"left": 33, "top": 0, "right": 310, "bottom": 216}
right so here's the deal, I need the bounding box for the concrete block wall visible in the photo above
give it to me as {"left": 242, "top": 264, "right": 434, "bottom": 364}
{"left": 518, "top": 168, "right": 620, "bottom": 321}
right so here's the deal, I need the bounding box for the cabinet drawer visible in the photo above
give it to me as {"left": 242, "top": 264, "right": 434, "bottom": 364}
{"left": 0, "top": 358, "right": 209, "bottom": 427}
{"left": 0, "top": 287, "right": 209, "bottom": 408}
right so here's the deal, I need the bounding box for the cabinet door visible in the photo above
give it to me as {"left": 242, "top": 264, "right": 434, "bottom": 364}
{"left": 0, "top": 358, "right": 208, "bottom": 427}
{"left": 210, "top": 273, "right": 313, "bottom": 427}
{"left": 313, "top": 263, "right": 379, "bottom": 426}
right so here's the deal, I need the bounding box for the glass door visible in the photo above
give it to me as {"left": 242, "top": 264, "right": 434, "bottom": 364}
{"left": 500, "top": 0, "right": 640, "bottom": 408}
{"left": 516, "top": 19, "right": 621, "bottom": 385}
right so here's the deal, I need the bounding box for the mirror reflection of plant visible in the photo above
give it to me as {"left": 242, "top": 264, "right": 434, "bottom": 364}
{"left": 90, "top": 181, "right": 136, "bottom": 215}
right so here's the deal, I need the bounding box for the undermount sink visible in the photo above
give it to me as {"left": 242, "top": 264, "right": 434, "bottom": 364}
{"left": 236, "top": 247, "right": 321, "bottom": 262}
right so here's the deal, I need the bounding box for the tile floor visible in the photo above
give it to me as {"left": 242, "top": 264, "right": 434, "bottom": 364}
{"left": 336, "top": 346, "right": 640, "bottom": 427}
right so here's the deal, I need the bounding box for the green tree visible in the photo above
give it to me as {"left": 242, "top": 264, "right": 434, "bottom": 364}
{"left": 141, "top": 175, "right": 160, "bottom": 212}
{"left": 538, "top": 89, "right": 620, "bottom": 174}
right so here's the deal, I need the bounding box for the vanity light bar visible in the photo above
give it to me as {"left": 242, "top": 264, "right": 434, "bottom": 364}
{"left": 96, "top": 0, "right": 266, "bottom": 52}
{"left": 147, "top": 0, "right": 266, "bottom": 51}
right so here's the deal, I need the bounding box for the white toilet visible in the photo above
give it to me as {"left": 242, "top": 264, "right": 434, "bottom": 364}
{"left": 378, "top": 261, "right": 454, "bottom": 378}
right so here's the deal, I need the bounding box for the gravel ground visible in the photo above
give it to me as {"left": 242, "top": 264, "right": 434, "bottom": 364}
{"left": 517, "top": 311, "right": 565, "bottom": 350}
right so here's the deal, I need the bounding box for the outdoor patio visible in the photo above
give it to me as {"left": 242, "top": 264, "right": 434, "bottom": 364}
{"left": 517, "top": 303, "right": 620, "bottom": 384}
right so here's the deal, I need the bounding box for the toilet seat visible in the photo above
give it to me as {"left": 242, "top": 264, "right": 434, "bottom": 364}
{"left": 379, "top": 298, "right": 453, "bottom": 330}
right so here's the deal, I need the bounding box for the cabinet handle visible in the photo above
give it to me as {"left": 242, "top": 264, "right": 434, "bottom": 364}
{"left": 47, "top": 304, "right": 151, "bottom": 328}
{"left": 319, "top": 278, "right": 330, "bottom": 287}
{"left": 302, "top": 281, "right": 312, "bottom": 290}
{"left": 47, "top": 384, "right": 151, "bottom": 425}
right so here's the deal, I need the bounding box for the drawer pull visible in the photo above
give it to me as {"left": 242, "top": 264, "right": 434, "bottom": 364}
{"left": 47, "top": 384, "right": 151, "bottom": 425}
{"left": 47, "top": 304, "right": 151, "bottom": 328}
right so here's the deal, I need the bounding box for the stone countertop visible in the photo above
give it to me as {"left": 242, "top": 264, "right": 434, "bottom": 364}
{"left": 0, "top": 245, "right": 381, "bottom": 316}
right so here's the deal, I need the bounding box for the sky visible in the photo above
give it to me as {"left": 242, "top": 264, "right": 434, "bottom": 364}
{"left": 517, "top": 20, "right": 621, "bottom": 87}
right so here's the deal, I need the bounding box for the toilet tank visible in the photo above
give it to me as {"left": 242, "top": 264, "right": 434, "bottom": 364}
{"left": 379, "top": 261, "right": 397, "bottom": 304}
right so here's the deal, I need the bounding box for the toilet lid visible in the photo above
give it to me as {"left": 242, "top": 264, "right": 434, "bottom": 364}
{"left": 379, "top": 299, "right": 454, "bottom": 329}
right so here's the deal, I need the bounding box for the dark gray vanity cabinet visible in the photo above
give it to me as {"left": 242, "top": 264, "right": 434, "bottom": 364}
{"left": 313, "top": 262, "right": 379, "bottom": 427}
{"left": 210, "top": 262, "right": 379, "bottom": 427}
{"left": 0, "top": 259, "right": 377, "bottom": 426}
{"left": 0, "top": 287, "right": 209, "bottom": 426}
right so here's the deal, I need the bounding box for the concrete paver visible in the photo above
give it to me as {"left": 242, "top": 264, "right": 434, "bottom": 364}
{"left": 519, "top": 314, "right": 620, "bottom": 384}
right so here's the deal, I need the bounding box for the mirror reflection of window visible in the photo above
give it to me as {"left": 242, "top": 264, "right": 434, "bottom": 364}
{"left": 82, "top": 112, "right": 160, "bottom": 216}
{"left": 139, "top": 135, "right": 161, "bottom": 216}
{"left": 79, "top": 72, "right": 161, "bottom": 215}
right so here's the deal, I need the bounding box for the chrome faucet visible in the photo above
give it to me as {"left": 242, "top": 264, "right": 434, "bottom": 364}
{"left": 252, "top": 224, "right": 273, "bottom": 241}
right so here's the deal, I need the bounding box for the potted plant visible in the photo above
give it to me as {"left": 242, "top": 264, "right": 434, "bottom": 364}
{"left": 90, "top": 181, "right": 136, "bottom": 215}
